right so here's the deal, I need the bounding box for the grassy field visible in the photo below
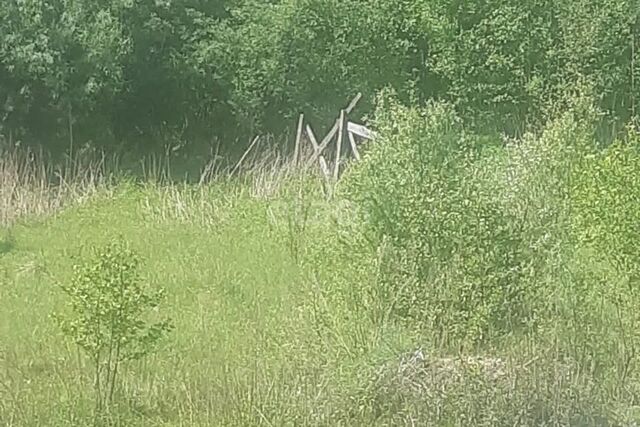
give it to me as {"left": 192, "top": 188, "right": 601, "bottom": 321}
{"left": 3, "top": 102, "right": 640, "bottom": 426}
{"left": 0, "top": 154, "right": 338, "bottom": 425}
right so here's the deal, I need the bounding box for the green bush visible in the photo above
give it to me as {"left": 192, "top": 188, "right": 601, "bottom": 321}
{"left": 342, "top": 95, "right": 524, "bottom": 344}
{"left": 572, "top": 125, "right": 640, "bottom": 276}
{"left": 339, "top": 92, "right": 610, "bottom": 348}
{"left": 566, "top": 123, "right": 640, "bottom": 395}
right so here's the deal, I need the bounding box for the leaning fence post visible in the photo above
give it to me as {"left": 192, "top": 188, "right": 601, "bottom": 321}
{"left": 294, "top": 114, "right": 304, "bottom": 166}
{"left": 348, "top": 131, "right": 361, "bottom": 161}
{"left": 334, "top": 109, "right": 346, "bottom": 181}
{"left": 305, "top": 124, "right": 331, "bottom": 180}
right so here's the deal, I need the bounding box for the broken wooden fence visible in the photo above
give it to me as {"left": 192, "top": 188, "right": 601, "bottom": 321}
{"left": 293, "top": 93, "right": 377, "bottom": 182}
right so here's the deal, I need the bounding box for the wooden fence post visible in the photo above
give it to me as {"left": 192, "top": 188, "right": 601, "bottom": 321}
{"left": 334, "top": 109, "right": 346, "bottom": 181}
{"left": 305, "top": 124, "right": 331, "bottom": 180}
{"left": 304, "top": 93, "right": 361, "bottom": 169}
{"left": 294, "top": 113, "right": 304, "bottom": 166}
{"left": 348, "top": 131, "right": 360, "bottom": 161}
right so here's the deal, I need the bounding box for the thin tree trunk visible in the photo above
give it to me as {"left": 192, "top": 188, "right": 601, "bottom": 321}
{"left": 109, "top": 342, "right": 121, "bottom": 403}
{"left": 94, "top": 355, "right": 102, "bottom": 413}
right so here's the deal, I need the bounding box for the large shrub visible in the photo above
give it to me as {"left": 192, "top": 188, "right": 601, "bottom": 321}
{"left": 342, "top": 95, "right": 526, "bottom": 344}
{"left": 566, "top": 124, "right": 640, "bottom": 394}
{"left": 339, "top": 92, "right": 607, "bottom": 347}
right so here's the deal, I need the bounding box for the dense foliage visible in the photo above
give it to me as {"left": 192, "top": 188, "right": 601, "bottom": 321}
{"left": 1, "top": 0, "right": 638, "bottom": 149}
{"left": 317, "top": 93, "right": 640, "bottom": 421}
{"left": 340, "top": 94, "right": 589, "bottom": 344}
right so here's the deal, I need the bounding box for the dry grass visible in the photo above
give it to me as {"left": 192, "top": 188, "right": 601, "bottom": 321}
{"left": 244, "top": 147, "right": 304, "bottom": 199}
{"left": 0, "top": 135, "right": 322, "bottom": 230}
{"left": 139, "top": 142, "right": 327, "bottom": 233}
{"left": 0, "top": 146, "right": 112, "bottom": 227}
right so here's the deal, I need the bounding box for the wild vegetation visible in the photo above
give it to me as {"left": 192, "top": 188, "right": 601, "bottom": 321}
{"left": 2, "top": 1, "right": 640, "bottom": 426}
{"left": 3, "top": 91, "right": 640, "bottom": 425}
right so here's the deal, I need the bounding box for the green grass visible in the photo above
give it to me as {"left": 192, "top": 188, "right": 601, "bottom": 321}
{"left": 2, "top": 139, "right": 640, "bottom": 425}
{"left": 0, "top": 178, "right": 331, "bottom": 426}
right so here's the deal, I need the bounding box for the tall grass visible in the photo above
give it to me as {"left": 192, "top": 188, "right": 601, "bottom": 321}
{"left": 0, "top": 138, "right": 316, "bottom": 229}
{"left": 0, "top": 146, "right": 112, "bottom": 227}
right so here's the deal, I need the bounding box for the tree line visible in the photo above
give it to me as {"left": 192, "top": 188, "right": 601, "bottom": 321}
{"left": 1, "top": 0, "right": 638, "bottom": 150}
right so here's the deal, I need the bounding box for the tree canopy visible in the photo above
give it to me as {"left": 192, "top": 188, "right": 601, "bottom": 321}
{"left": 1, "top": 0, "right": 638, "bottom": 149}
